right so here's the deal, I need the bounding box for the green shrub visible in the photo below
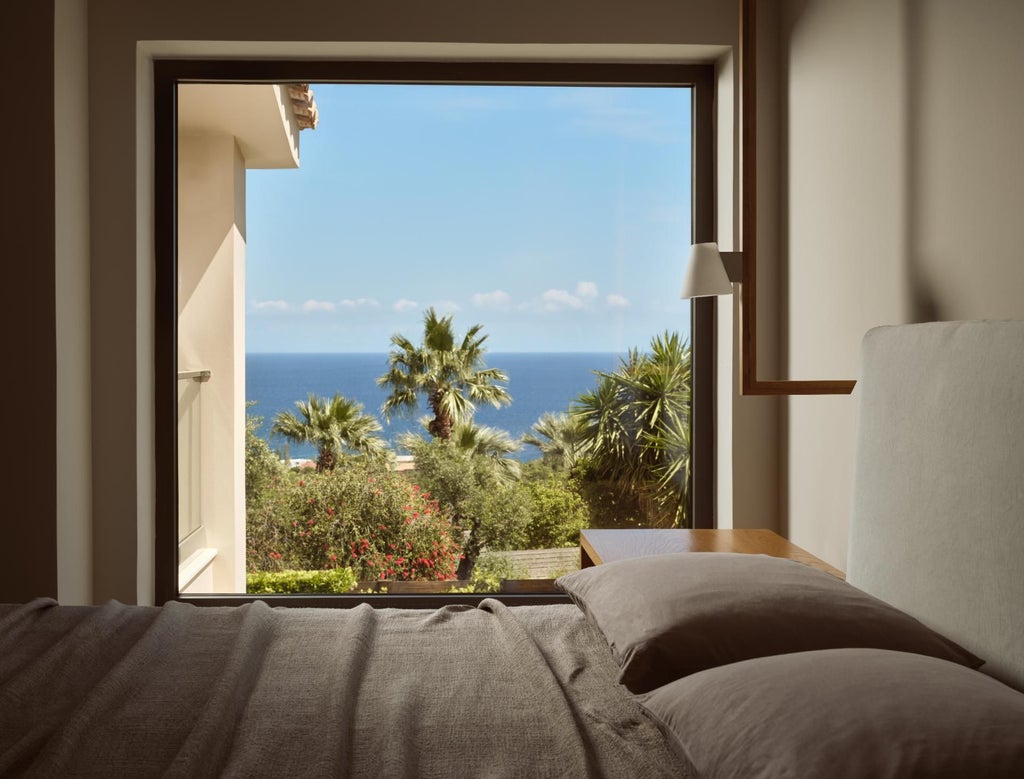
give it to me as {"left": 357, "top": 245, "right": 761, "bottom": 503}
{"left": 449, "top": 551, "right": 526, "bottom": 593}
{"left": 403, "top": 438, "right": 532, "bottom": 571}
{"left": 246, "top": 567, "right": 357, "bottom": 594}
{"left": 245, "top": 403, "right": 284, "bottom": 505}
{"left": 522, "top": 473, "right": 590, "bottom": 548}
{"left": 461, "top": 484, "right": 533, "bottom": 552}
{"left": 247, "top": 461, "right": 462, "bottom": 582}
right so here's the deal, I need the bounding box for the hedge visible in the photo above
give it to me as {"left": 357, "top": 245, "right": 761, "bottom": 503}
{"left": 246, "top": 567, "right": 358, "bottom": 594}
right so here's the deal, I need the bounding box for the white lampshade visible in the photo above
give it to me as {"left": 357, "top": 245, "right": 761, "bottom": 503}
{"left": 680, "top": 242, "right": 735, "bottom": 298}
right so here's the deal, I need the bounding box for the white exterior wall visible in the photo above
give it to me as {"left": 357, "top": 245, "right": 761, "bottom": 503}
{"left": 177, "top": 134, "right": 247, "bottom": 593}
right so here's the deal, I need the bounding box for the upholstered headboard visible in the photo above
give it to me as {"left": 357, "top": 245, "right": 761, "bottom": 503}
{"left": 848, "top": 321, "right": 1024, "bottom": 691}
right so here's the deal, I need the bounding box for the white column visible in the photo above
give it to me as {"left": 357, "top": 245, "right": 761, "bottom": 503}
{"left": 177, "top": 134, "right": 246, "bottom": 593}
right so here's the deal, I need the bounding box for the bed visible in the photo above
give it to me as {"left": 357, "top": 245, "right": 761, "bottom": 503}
{"left": 3, "top": 320, "right": 1024, "bottom": 778}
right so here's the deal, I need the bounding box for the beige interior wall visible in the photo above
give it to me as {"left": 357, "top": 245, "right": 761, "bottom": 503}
{"left": 728, "top": 2, "right": 782, "bottom": 531}
{"left": 54, "top": 0, "right": 93, "bottom": 605}
{"left": 777, "top": 0, "right": 1024, "bottom": 570}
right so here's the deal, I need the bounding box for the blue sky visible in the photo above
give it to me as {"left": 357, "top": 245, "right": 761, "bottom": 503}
{"left": 245, "top": 83, "right": 692, "bottom": 353}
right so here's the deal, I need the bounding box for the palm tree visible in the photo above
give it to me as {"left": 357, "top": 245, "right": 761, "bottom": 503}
{"left": 448, "top": 421, "right": 522, "bottom": 483}
{"left": 399, "top": 420, "right": 522, "bottom": 483}
{"left": 522, "top": 412, "right": 588, "bottom": 471}
{"left": 271, "top": 392, "right": 387, "bottom": 472}
{"left": 377, "top": 307, "right": 511, "bottom": 439}
{"left": 572, "top": 331, "right": 692, "bottom": 527}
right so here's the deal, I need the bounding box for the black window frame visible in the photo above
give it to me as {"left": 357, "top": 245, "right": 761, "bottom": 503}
{"left": 155, "top": 59, "right": 717, "bottom": 607}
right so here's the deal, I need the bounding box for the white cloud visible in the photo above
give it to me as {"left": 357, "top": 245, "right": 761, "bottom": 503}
{"left": 576, "top": 281, "right": 598, "bottom": 298}
{"left": 606, "top": 293, "right": 630, "bottom": 308}
{"left": 472, "top": 290, "right": 512, "bottom": 308}
{"left": 433, "top": 300, "right": 461, "bottom": 313}
{"left": 253, "top": 299, "right": 289, "bottom": 312}
{"left": 339, "top": 297, "right": 380, "bottom": 308}
{"left": 393, "top": 298, "right": 419, "bottom": 312}
{"left": 302, "top": 299, "right": 336, "bottom": 312}
{"left": 540, "top": 289, "right": 584, "bottom": 311}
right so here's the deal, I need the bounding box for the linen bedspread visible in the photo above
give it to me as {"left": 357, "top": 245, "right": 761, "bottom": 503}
{"left": 0, "top": 598, "right": 684, "bottom": 778}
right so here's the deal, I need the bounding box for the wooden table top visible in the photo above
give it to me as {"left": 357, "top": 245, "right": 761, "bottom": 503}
{"left": 580, "top": 528, "right": 845, "bottom": 579}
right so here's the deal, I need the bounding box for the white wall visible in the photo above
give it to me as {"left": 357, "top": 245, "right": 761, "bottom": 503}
{"left": 177, "top": 133, "right": 247, "bottom": 593}
{"left": 777, "top": 0, "right": 1024, "bottom": 569}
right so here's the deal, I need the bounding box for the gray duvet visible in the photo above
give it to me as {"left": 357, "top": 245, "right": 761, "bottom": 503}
{"left": 0, "top": 598, "right": 684, "bottom": 778}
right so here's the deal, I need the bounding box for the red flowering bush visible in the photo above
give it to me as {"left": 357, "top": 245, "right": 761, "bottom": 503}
{"left": 248, "top": 461, "right": 461, "bottom": 581}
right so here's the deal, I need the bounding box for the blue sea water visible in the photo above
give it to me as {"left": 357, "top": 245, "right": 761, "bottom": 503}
{"left": 246, "top": 352, "right": 623, "bottom": 462}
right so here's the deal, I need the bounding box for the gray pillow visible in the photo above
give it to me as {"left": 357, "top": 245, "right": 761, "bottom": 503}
{"left": 638, "top": 648, "right": 1024, "bottom": 779}
{"left": 555, "top": 552, "right": 981, "bottom": 692}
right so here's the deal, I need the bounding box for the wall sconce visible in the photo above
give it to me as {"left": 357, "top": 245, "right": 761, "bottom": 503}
{"left": 680, "top": 243, "right": 743, "bottom": 299}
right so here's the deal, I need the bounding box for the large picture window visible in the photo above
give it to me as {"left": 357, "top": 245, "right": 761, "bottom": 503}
{"left": 155, "top": 61, "right": 715, "bottom": 605}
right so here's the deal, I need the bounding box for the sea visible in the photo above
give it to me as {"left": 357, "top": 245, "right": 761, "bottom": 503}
{"left": 246, "top": 352, "right": 624, "bottom": 462}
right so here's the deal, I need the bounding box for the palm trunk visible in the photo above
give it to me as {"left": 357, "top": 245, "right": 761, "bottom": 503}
{"left": 316, "top": 448, "right": 337, "bottom": 472}
{"left": 456, "top": 515, "right": 481, "bottom": 580}
{"left": 427, "top": 390, "right": 453, "bottom": 440}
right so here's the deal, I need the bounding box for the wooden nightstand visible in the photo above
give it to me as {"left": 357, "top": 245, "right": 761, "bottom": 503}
{"left": 579, "top": 528, "right": 844, "bottom": 579}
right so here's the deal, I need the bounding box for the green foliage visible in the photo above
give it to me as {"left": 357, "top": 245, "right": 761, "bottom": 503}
{"left": 400, "top": 437, "right": 479, "bottom": 516}
{"left": 522, "top": 412, "right": 588, "bottom": 472}
{"left": 271, "top": 392, "right": 387, "bottom": 472}
{"left": 246, "top": 462, "right": 461, "bottom": 582}
{"left": 245, "top": 402, "right": 283, "bottom": 505}
{"left": 573, "top": 470, "right": 647, "bottom": 530}
{"left": 462, "top": 483, "right": 533, "bottom": 552}
{"left": 572, "top": 331, "right": 692, "bottom": 527}
{"left": 246, "top": 567, "right": 357, "bottom": 594}
{"left": 450, "top": 552, "right": 527, "bottom": 593}
{"left": 521, "top": 473, "right": 590, "bottom": 548}
{"left": 402, "top": 438, "right": 531, "bottom": 571}
{"left": 378, "top": 307, "right": 511, "bottom": 439}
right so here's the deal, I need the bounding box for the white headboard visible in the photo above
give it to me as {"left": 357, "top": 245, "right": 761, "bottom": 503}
{"left": 847, "top": 321, "right": 1024, "bottom": 691}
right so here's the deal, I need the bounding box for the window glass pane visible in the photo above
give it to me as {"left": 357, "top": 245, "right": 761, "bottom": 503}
{"left": 177, "top": 82, "right": 694, "bottom": 597}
